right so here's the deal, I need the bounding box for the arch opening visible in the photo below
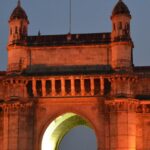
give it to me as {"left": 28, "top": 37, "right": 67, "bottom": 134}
{"left": 41, "top": 113, "right": 97, "bottom": 150}
{"left": 58, "top": 125, "right": 97, "bottom": 150}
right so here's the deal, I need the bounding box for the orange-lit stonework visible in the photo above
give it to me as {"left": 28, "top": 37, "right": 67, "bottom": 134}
{"left": 0, "top": 0, "right": 150, "bottom": 150}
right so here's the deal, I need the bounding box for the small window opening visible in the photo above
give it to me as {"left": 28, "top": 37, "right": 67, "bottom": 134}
{"left": 55, "top": 80, "right": 61, "bottom": 94}
{"left": 75, "top": 79, "right": 81, "bottom": 94}
{"left": 104, "top": 79, "right": 111, "bottom": 96}
{"left": 10, "top": 28, "right": 12, "bottom": 35}
{"left": 84, "top": 79, "right": 91, "bottom": 94}
{"left": 26, "top": 81, "right": 33, "bottom": 97}
{"left": 15, "top": 26, "right": 18, "bottom": 34}
{"left": 36, "top": 80, "right": 42, "bottom": 97}
{"left": 94, "top": 79, "right": 100, "bottom": 95}
{"left": 46, "top": 80, "right": 51, "bottom": 96}
{"left": 23, "top": 26, "right": 26, "bottom": 34}
{"left": 118, "top": 22, "right": 122, "bottom": 30}
{"left": 65, "top": 80, "right": 71, "bottom": 95}
{"left": 113, "top": 23, "right": 116, "bottom": 31}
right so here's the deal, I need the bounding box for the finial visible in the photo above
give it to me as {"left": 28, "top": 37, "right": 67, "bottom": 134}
{"left": 67, "top": 32, "right": 72, "bottom": 41}
{"left": 18, "top": 0, "right": 21, "bottom": 6}
{"left": 38, "top": 30, "right": 41, "bottom": 36}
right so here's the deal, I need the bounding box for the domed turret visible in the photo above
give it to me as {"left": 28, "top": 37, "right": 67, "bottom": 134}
{"left": 111, "top": 0, "right": 133, "bottom": 70}
{"left": 111, "top": 0, "right": 131, "bottom": 40}
{"left": 112, "top": 0, "right": 131, "bottom": 17}
{"left": 9, "top": 1, "right": 28, "bottom": 21}
{"left": 8, "top": 0, "right": 29, "bottom": 45}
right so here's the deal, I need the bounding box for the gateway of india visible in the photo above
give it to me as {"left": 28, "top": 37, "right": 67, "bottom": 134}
{"left": 0, "top": 0, "right": 150, "bottom": 149}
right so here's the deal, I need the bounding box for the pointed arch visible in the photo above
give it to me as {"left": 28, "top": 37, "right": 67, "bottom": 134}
{"left": 41, "top": 112, "right": 97, "bottom": 150}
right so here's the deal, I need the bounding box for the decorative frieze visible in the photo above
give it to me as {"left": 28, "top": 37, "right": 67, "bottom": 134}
{"left": 105, "top": 99, "right": 150, "bottom": 113}
{"left": 0, "top": 102, "right": 33, "bottom": 112}
{"left": 137, "top": 104, "right": 150, "bottom": 113}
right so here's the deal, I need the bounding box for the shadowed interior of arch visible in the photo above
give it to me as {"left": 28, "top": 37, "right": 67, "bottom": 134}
{"left": 41, "top": 113, "right": 97, "bottom": 150}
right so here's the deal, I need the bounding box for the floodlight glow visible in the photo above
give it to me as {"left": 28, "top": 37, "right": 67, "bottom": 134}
{"left": 41, "top": 113, "right": 76, "bottom": 150}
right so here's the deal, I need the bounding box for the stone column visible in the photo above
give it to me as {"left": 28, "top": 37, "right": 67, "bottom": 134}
{"left": 61, "top": 78, "right": 65, "bottom": 96}
{"left": 81, "top": 78, "right": 85, "bottom": 96}
{"left": 71, "top": 77, "right": 75, "bottom": 96}
{"left": 3, "top": 107, "right": 8, "bottom": 150}
{"left": 18, "top": 104, "right": 34, "bottom": 150}
{"left": 23, "top": 81, "right": 28, "bottom": 98}
{"left": 7, "top": 84, "right": 10, "bottom": 99}
{"left": 90, "top": 77, "right": 94, "bottom": 96}
{"left": 32, "top": 78, "right": 37, "bottom": 97}
{"left": 136, "top": 104, "right": 144, "bottom": 150}
{"left": 0, "top": 107, "right": 3, "bottom": 150}
{"left": 42, "top": 79, "right": 46, "bottom": 97}
{"left": 10, "top": 79, "right": 14, "bottom": 96}
{"left": 100, "top": 77, "right": 104, "bottom": 96}
{"left": 51, "top": 78, "right": 56, "bottom": 96}
{"left": 108, "top": 99, "right": 137, "bottom": 150}
{"left": 13, "top": 83, "right": 17, "bottom": 96}
{"left": 8, "top": 106, "right": 19, "bottom": 150}
{"left": 110, "top": 78, "right": 116, "bottom": 96}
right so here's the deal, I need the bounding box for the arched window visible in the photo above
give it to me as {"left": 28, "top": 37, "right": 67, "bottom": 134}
{"left": 10, "top": 28, "right": 12, "bottom": 35}
{"left": 118, "top": 22, "right": 122, "bottom": 30}
{"left": 125, "top": 23, "right": 130, "bottom": 34}
{"left": 19, "top": 28, "right": 22, "bottom": 34}
{"left": 15, "top": 26, "right": 18, "bottom": 34}
{"left": 23, "top": 26, "right": 26, "bottom": 34}
{"left": 113, "top": 23, "right": 116, "bottom": 31}
{"left": 127, "top": 23, "right": 130, "bottom": 30}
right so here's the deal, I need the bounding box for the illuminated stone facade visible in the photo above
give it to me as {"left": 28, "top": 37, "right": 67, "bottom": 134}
{"left": 0, "top": 0, "right": 150, "bottom": 150}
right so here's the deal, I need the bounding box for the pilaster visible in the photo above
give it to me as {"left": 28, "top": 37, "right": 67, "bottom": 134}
{"left": 71, "top": 77, "right": 75, "bottom": 96}
{"left": 42, "top": 79, "right": 46, "bottom": 97}
{"left": 61, "top": 78, "right": 65, "bottom": 96}
{"left": 3, "top": 107, "right": 9, "bottom": 150}
{"left": 105, "top": 99, "right": 139, "bottom": 150}
{"left": 90, "top": 77, "right": 94, "bottom": 96}
{"left": 32, "top": 78, "right": 37, "bottom": 97}
{"left": 100, "top": 77, "right": 104, "bottom": 96}
{"left": 51, "top": 78, "right": 56, "bottom": 96}
{"left": 81, "top": 78, "right": 85, "bottom": 96}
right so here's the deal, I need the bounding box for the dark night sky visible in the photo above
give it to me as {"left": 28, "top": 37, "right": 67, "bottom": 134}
{"left": 0, "top": 0, "right": 150, "bottom": 149}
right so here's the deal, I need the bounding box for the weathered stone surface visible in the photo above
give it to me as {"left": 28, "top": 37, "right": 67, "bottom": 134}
{"left": 0, "top": 0, "right": 149, "bottom": 150}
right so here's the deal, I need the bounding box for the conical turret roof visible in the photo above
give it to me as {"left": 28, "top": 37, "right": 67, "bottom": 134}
{"left": 9, "top": 0, "right": 28, "bottom": 21}
{"left": 112, "top": 0, "right": 131, "bottom": 17}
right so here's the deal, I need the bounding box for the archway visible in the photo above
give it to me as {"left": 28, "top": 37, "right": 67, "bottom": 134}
{"left": 41, "top": 113, "right": 97, "bottom": 150}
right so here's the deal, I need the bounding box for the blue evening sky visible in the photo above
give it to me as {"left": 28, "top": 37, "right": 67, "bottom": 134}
{"left": 0, "top": 0, "right": 150, "bottom": 70}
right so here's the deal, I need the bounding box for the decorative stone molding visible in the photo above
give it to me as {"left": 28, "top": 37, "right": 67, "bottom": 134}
{"left": 109, "top": 75, "right": 138, "bottom": 82}
{"left": 137, "top": 103, "right": 150, "bottom": 113}
{"left": 105, "top": 99, "right": 150, "bottom": 113}
{"left": 0, "top": 101, "right": 33, "bottom": 112}
{"left": 105, "top": 99, "right": 139, "bottom": 112}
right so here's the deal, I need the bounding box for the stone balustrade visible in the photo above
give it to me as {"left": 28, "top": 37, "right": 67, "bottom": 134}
{"left": 0, "top": 75, "right": 142, "bottom": 99}
{"left": 27, "top": 76, "right": 107, "bottom": 98}
{"left": 0, "top": 75, "right": 112, "bottom": 99}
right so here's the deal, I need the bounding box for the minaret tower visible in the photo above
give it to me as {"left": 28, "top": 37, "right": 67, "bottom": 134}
{"left": 111, "top": 0, "right": 133, "bottom": 70}
{"left": 8, "top": 0, "right": 29, "bottom": 45}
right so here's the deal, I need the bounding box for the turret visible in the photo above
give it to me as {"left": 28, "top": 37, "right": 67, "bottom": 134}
{"left": 8, "top": 0, "right": 29, "bottom": 45}
{"left": 111, "top": 0, "right": 133, "bottom": 70}
{"left": 7, "top": 0, "right": 29, "bottom": 72}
